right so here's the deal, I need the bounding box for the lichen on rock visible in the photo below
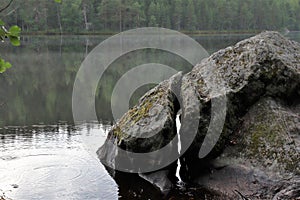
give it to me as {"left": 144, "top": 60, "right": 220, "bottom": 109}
{"left": 237, "top": 98, "right": 299, "bottom": 176}
{"left": 204, "top": 97, "right": 300, "bottom": 199}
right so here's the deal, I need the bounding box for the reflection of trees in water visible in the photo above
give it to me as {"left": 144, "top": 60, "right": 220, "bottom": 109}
{"left": 96, "top": 48, "right": 194, "bottom": 121}
{"left": 0, "top": 36, "right": 87, "bottom": 126}
{"left": 0, "top": 34, "right": 281, "bottom": 126}
{"left": 0, "top": 36, "right": 193, "bottom": 126}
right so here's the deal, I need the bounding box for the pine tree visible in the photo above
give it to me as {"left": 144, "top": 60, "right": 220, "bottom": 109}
{"left": 148, "top": 1, "right": 158, "bottom": 27}
{"left": 172, "top": 0, "right": 183, "bottom": 30}
{"left": 184, "top": 0, "right": 197, "bottom": 30}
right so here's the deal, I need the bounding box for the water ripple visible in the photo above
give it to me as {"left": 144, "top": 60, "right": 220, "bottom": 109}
{"left": 0, "top": 124, "right": 118, "bottom": 200}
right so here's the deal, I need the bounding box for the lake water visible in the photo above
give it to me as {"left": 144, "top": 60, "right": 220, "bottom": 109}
{"left": 0, "top": 32, "right": 299, "bottom": 200}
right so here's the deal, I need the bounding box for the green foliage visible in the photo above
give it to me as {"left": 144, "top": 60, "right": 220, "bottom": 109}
{"left": 8, "top": 26, "right": 21, "bottom": 46}
{"left": 0, "top": 19, "right": 21, "bottom": 73}
{"left": 0, "top": 58, "right": 12, "bottom": 73}
{"left": 0, "top": 20, "right": 21, "bottom": 46}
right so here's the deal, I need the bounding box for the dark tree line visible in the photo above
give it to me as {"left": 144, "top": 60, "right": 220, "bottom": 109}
{"left": 2, "top": 0, "right": 300, "bottom": 33}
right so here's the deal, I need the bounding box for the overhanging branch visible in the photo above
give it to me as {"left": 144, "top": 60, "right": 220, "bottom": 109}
{"left": 0, "top": 0, "right": 14, "bottom": 13}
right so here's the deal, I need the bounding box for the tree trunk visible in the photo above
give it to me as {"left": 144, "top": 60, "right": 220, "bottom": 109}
{"left": 119, "top": 3, "right": 122, "bottom": 32}
{"left": 56, "top": 5, "right": 62, "bottom": 34}
{"left": 82, "top": 3, "right": 89, "bottom": 31}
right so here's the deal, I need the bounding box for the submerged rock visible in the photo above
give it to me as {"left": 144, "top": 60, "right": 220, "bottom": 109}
{"left": 139, "top": 170, "right": 173, "bottom": 194}
{"left": 98, "top": 31, "right": 300, "bottom": 198}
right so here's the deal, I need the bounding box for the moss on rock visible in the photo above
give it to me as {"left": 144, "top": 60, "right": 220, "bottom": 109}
{"left": 238, "top": 98, "right": 299, "bottom": 176}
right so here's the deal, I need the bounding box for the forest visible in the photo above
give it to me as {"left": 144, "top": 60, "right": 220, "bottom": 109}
{"left": 2, "top": 0, "right": 300, "bottom": 33}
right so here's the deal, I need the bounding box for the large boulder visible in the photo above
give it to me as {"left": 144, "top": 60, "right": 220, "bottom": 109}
{"left": 98, "top": 31, "right": 300, "bottom": 198}
{"left": 99, "top": 71, "right": 181, "bottom": 154}
{"left": 97, "top": 72, "right": 182, "bottom": 189}
{"left": 179, "top": 31, "right": 300, "bottom": 181}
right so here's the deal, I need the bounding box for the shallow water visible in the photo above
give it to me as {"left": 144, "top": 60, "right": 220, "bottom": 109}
{"left": 0, "top": 32, "right": 299, "bottom": 200}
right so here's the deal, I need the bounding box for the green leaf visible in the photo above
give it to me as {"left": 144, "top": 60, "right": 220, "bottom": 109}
{"left": 0, "top": 58, "right": 12, "bottom": 73}
{"left": 9, "top": 25, "right": 21, "bottom": 37}
{"left": 54, "top": 0, "right": 61, "bottom": 3}
{"left": 0, "top": 20, "right": 20, "bottom": 73}
{"left": 4, "top": 61, "right": 12, "bottom": 69}
{"left": 9, "top": 35, "right": 20, "bottom": 46}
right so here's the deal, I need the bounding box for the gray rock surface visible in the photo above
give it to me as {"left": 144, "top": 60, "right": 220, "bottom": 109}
{"left": 179, "top": 31, "right": 300, "bottom": 181}
{"left": 197, "top": 98, "right": 299, "bottom": 199}
{"left": 139, "top": 170, "right": 173, "bottom": 194}
{"left": 98, "top": 31, "right": 300, "bottom": 198}
{"left": 97, "top": 72, "right": 182, "bottom": 180}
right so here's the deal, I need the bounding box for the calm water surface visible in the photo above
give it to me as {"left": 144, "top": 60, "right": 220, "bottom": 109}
{"left": 0, "top": 123, "right": 117, "bottom": 200}
{"left": 0, "top": 32, "right": 299, "bottom": 200}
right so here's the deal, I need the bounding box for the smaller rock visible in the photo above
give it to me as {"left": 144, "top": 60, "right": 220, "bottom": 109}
{"left": 196, "top": 98, "right": 300, "bottom": 199}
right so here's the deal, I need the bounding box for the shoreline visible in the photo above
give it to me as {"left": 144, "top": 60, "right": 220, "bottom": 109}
{"left": 21, "top": 29, "right": 265, "bottom": 36}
